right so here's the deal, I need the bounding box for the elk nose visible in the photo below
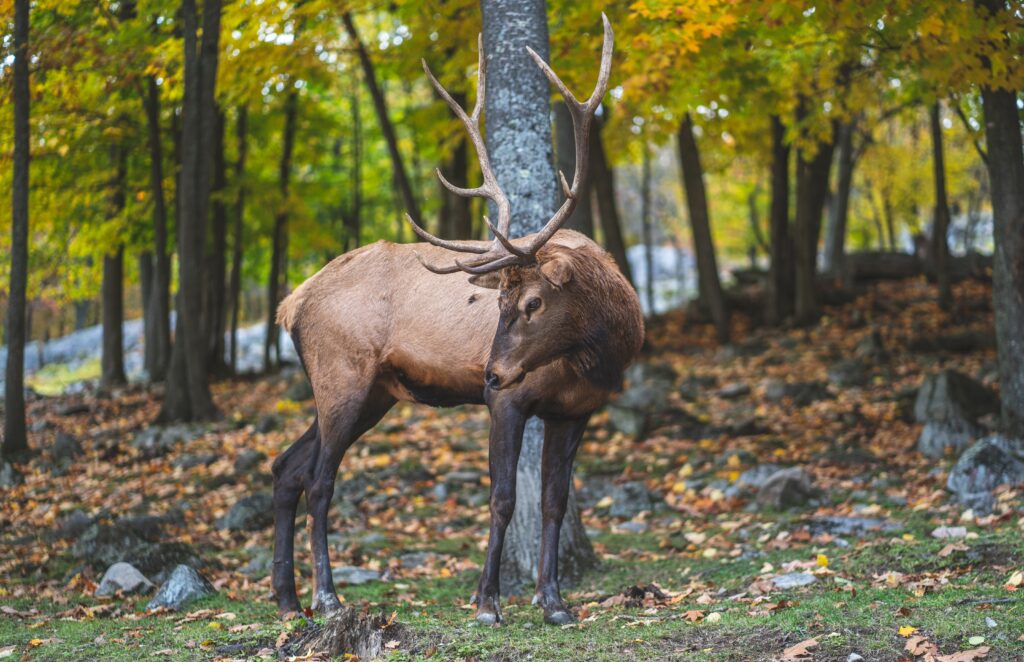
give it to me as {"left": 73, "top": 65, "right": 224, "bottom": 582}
{"left": 485, "top": 370, "right": 501, "bottom": 390}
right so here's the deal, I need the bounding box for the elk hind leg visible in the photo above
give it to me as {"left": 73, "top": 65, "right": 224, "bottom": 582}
{"left": 308, "top": 383, "right": 395, "bottom": 613}
{"left": 271, "top": 419, "right": 320, "bottom": 615}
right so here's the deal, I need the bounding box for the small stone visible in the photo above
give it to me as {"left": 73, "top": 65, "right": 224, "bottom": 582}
{"left": 756, "top": 468, "right": 817, "bottom": 510}
{"left": 609, "top": 481, "right": 655, "bottom": 518}
{"left": 762, "top": 379, "right": 788, "bottom": 403}
{"left": 95, "top": 562, "right": 155, "bottom": 597}
{"left": 431, "top": 483, "right": 448, "bottom": 501}
{"left": 332, "top": 566, "right": 380, "bottom": 585}
{"left": 56, "top": 403, "right": 90, "bottom": 417}
{"left": 217, "top": 494, "right": 274, "bottom": 531}
{"left": 146, "top": 565, "right": 215, "bottom": 610}
{"left": 930, "top": 525, "right": 967, "bottom": 539}
{"left": 172, "top": 454, "right": 217, "bottom": 470}
{"left": 444, "top": 470, "right": 482, "bottom": 484}
{"left": 255, "top": 415, "right": 280, "bottom": 434}
{"left": 234, "top": 449, "right": 268, "bottom": 475}
{"left": 847, "top": 654, "right": 865, "bottom": 662}
{"left": 735, "top": 464, "right": 781, "bottom": 490}
{"left": 771, "top": 572, "right": 816, "bottom": 590}
{"left": 132, "top": 424, "right": 198, "bottom": 458}
{"left": 679, "top": 374, "right": 717, "bottom": 402}
{"left": 985, "top": 617, "right": 997, "bottom": 628}
{"left": 614, "top": 521, "right": 648, "bottom": 534}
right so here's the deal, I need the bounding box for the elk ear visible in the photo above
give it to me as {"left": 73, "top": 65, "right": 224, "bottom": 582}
{"left": 468, "top": 272, "right": 502, "bottom": 289}
{"left": 540, "top": 254, "right": 573, "bottom": 288}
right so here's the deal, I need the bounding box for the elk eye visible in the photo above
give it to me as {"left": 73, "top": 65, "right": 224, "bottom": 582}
{"left": 526, "top": 297, "right": 542, "bottom": 315}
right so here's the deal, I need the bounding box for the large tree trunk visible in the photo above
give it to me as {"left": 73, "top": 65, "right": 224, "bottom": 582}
{"left": 555, "top": 103, "right": 593, "bottom": 237}
{"left": 3, "top": 0, "right": 30, "bottom": 458}
{"left": 640, "top": 144, "right": 655, "bottom": 313}
{"left": 929, "top": 102, "right": 953, "bottom": 311}
{"left": 228, "top": 106, "right": 248, "bottom": 374}
{"left": 481, "top": 0, "right": 596, "bottom": 595}
{"left": 590, "top": 115, "right": 633, "bottom": 285}
{"left": 101, "top": 148, "right": 127, "bottom": 388}
{"left": 767, "top": 115, "right": 793, "bottom": 326}
{"left": 159, "top": 0, "right": 221, "bottom": 422}
{"left": 980, "top": 85, "right": 1024, "bottom": 437}
{"left": 793, "top": 122, "right": 835, "bottom": 326}
{"left": 265, "top": 89, "right": 298, "bottom": 372}
{"left": 824, "top": 120, "right": 855, "bottom": 284}
{"left": 677, "top": 114, "right": 729, "bottom": 342}
{"left": 142, "top": 76, "right": 171, "bottom": 381}
{"left": 207, "top": 109, "right": 229, "bottom": 374}
{"left": 342, "top": 12, "right": 421, "bottom": 226}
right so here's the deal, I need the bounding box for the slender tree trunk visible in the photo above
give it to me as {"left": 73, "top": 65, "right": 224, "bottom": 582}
{"left": 265, "top": 89, "right": 298, "bottom": 372}
{"left": 980, "top": 84, "right": 1024, "bottom": 437}
{"left": 929, "top": 102, "right": 953, "bottom": 310}
{"left": 677, "top": 114, "right": 729, "bottom": 342}
{"left": 793, "top": 122, "right": 835, "bottom": 326}
{"left": 589, "top": 115, "right": 633, "bottom": 285}
{"left": 3, "top": 0, "right": 30, "bottom": 458}
{"left": 825, "top": 120, "right": 855, "bottom": 284}
{"left": 767, "top": 116, "right": 793, "bottom": 326}
{"left": 640, "top": 144, "right": 655, "bottom": 314}
{"left": 159, "top": 0, "right": 221, "bottom": 422}
{"left": 439, "top": 93, "right": 472, "bottom": 240}
{"left": 142, "top": 76, "right": 171, "bottom": 381}
{"left": 229, "top": 106, "right": 248, "bottom": 374}
{"left": 555, "top": 103, "right": 593, "bottom": 237}
{"left": 139, "top": 251, "right": 156, "bottom": 376}
{"left": 481, "top": 0, "right": 596, "bottom": 594}
{"left": 207, "top": 108, "right": 229, "bottom": 374}
{"left": 883, "top": 191, "right": 896, "bottom": 251}
{"left": 342, "top": 12, "right": 421, "bottom": 226}
{"left": 343, "top": 69, "right": 363, "bottom": 250}
{"left": 101, "top": 147, "right": 127, "bottom": 388}
{"left": 747, "top": 186, "right": 768, "bottom": 256}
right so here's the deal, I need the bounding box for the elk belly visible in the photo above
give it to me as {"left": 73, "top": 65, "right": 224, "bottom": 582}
{"left": 383, "top": 359, "right": 487, "bottom": 407}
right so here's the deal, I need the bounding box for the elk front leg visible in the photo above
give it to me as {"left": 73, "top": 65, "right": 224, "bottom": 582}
{"left": 535, "top": 416, "right": 588, "bottom": 625}
{"left": 474, "top": 400, "right": 526, "bottom": 625}
{"left": 271, "top": 419, "right": 320, "bottom": 616}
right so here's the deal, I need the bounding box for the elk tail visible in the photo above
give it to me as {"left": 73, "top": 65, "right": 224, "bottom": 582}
{"left": 276, "top": 279, "right": 312, "bottom": 335}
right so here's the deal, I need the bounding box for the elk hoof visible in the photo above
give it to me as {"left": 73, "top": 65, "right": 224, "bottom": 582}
{"left": 544, "top": 609, "right": 575, "bottom": 626}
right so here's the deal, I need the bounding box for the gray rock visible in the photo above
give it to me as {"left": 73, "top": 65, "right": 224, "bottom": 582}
{"left": 847, "top": 654, "right": 865, "bottom": 662}
{"left": 132, "top": 424, "right": 199, "bottom": 458}
{"left": 947, "top": 436, "right": 1024, "bottom": 513}
{"left": 240, "top": 548, "right": 273, "bottom": 577}
{"left": 172, "top": 454, "right": 217, "bottom": 470}
{"left": 614, "top": 520, "right": 648, "bottom": 534}
{"left": 756, "top": 468, "right": 817, "bottom": 510}
{"left": 55, "top": 511, "right": 95, "bottom": 539}
{"left": 52, "top": 432, "right": 83, "bottom": 461}
{"left": 718, "top": 382, "right": 751, "bottom": 399}
{"left": 915, "top": 370, "right": 1000, "bottom": 458}
{"left": 398, "top": 552, "right": 434, "bottom": 569}
{"left": 762, "top": 379, "right": 788, "bottom": 402}
{"left": 0, "top": 462, "right": 24, "bottom": 487}
{"left": 807, "top": 516, "right": 899, "bottom": 539}
{"left": 735, "top": 464, "right": 781, "bottom": 490}
{"left": 95, "top": 562, "right": 155, "bottom": 597}
{"left": 127, "top": 542, "right": 202, "bottom": 584}
{"left": 332, "top": 566, "right": 380, "bottom": 585}
{"left": 255, "top": 415, "right": 280, "bottom": 434}
{"left": 444, "top": 470, "right": 483, "bottom": 484}
{"left": 679, "top": 374, "right": 717, "bottom": 402}
{"left": 771, "top": 572, "right": 817, "bottom": 590}
{"left": 828, "top": 359, "right": 868, "bottom": 388}
{"left": 146, "top": 565, "right": 215, "bottom": 610}
{"left": 609, "top": 481, "right": 655, "bottom": 518}
{"left": 234, "top": 449, "right": 268, "bottom": 475}
{"left": 608, "top": 362, "right": 678, "bottom": 438}
{"left": 217, "top": 494, "right": 274, "bottom": 531}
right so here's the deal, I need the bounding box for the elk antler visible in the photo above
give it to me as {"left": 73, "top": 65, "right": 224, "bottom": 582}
{"left": 409, "top": 14, "right": 614, "bottom": 275}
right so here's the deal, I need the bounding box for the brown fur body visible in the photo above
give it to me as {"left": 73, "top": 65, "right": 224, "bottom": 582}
{"left": 271, "top": 229, "right": 644, "bottom": 623}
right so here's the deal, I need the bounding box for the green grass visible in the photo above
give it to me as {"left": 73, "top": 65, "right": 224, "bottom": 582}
{"left": 25, "top": 358, "right": 101, "bottom": 396}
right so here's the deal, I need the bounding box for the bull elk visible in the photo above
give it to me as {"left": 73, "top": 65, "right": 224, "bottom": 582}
{"left": 271, "top": 15, "right": 643, "bottom": 625}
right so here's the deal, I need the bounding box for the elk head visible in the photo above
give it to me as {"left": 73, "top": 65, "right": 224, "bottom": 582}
{"left": 407, "top": 15, "right": 615, "bottom": 391}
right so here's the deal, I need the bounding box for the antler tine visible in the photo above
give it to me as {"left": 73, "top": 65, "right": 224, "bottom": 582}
{"left": 456, "top": 253, "right": 521, "bottom": 275}
{"left": 405, "top": 213, "right": 490, "bottom": 254}
{"left": 520, "top": 14, "right": 614, "bottom": 256}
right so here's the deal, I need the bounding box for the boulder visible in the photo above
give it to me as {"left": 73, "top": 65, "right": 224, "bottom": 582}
{"left": 735, "top": 464, "right": 781, "bottom": 490}
{"left": 914, "top": 370, "right": 999, "bottom": 458}
{"left": 608, "top": 481, "right": 656, "bottom": 518}
{"left": 756, "top": 468, "right": 817, "bottom": 510}
{"left": 146, "top": 565, "right": 215, "bottom": 611}
{"left": 217, "top": 493, "right": 274, "bottom": 531}
{"left": 234, "top": 449, "right": 268, "bottom": 475}
{"left": 947, "top": 436, "right": 1024, "bottom": 513}
{"left": 95, "top": 562, "right": 155, "bottom": 597}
